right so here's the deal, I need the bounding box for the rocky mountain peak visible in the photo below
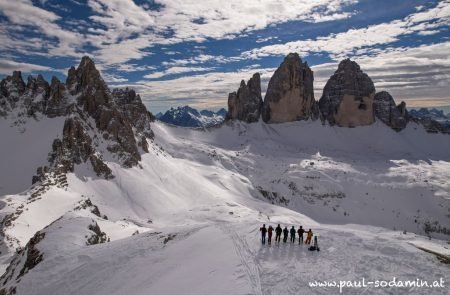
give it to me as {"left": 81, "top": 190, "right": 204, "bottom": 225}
{"left": 319, "top": 59, "right": 375, "bottom": 127}
{"left": 26, "top": 74, "right": 50, "bottom": 98}
{"left": 0, "top": 71, "right": 26, "bottom": 100}
{"left": 227, "top": 72, "right": 263, "bottom": 123}
{"left": 262, "top": 52, "right": 315, "bottom": 123}
{"left": 337, "top": 58, "right": 361, "bottom": 72}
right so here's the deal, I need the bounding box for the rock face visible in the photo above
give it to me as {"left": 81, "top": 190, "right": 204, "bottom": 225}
{"left": 262, "top": 53, "right": 315, "bottom": 123}
{"left": 374, "top": 91, "right": 408, "bottom": 131}
{"left": 227, "top": 73, "right": 262, "bottom": 123}
{"left": 319, "top": 59, "right": 375, "bottom": 127}
{"left": 45, "top": 77, "right": 71, "bottom": 117}
{"left": 112, "top": 88, "right": 155, "bottom": 138}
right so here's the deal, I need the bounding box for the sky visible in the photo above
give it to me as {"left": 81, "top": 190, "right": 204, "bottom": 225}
{"left": 0, "top": 0, "right": 449, "bottom": 114}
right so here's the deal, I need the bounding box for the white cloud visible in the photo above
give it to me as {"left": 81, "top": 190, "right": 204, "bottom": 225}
{"left": 144, "top": 66, "right": 216, "bottom": 79}
{"left": 242, "top": 1, "right": 450, "bottom": 60}
{"left": 0, "top": 59, "right": 55, "bottom": 75}
{"left": 312, "top": 41, "right": 450, "bottom": 105}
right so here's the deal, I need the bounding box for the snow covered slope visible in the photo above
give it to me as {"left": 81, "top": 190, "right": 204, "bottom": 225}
{"left": 0, "top": 119, "right": 449, "bottom": 294}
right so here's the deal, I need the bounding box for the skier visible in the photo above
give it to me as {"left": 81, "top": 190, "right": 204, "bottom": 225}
{"left": 260, "top": 224, "right": 267, "bottom": 245}
{"left": 283, "top": 226, "right": 289, "bottom": 243}
{"left": 268, "top": 225, "right": 274, "bottom": 245}
{"left": 290, "top": 226, "right": 296, "bottom": 243}
{"left": 297, "top": 226, "right": 305, "bottom": 245}
{"left": 305, "top": 229, "right": 313, "bottom": 245}
{"left": 275, "top": 224, "right": 282, "bottom": 243}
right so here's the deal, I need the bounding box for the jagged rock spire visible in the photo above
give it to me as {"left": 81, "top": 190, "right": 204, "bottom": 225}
{"left": 374, "top": 91, "right": 408, "bottom": 131}
{"left": 227, "top": 73, "right": 262, "bottom": 123}
{"left": 262, "top": 53, "right": 315, "bottom": 123}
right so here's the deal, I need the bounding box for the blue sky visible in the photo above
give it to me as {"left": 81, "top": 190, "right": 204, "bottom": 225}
{"left": 0, "top": 0, "right": 449, "bottom": 113}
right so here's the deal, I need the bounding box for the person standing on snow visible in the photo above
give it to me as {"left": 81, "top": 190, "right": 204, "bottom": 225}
{"left": 290, "top": 226, "right": 296, "bottom": 243}
{"left": 275, "top": 224, "right": 282, "bottom": 243}
{"left": 268, "top": 225, "right": 274, "bottom": 245}
{"left": 260, "top": 224, "right": 267, "bottom": 245}
{"left": 305, "top": 229, "right": 313, "bottom": 245}
{"left": 297, "top": 226, "right": 305, "bottom": 244}
{"left": 283, "top": 226, "right": 289, "bottom": 243}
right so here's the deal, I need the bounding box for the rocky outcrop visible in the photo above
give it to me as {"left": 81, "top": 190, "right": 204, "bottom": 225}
{"left": 112, "top": 88, "right": 155, "bottom": 138}
{"left": 0, "top": 71, "right": 26, "bottom": 100}
{"left": 0, "top": 71, "right": 26, "bottom": 114}
{"left": 319, "top": 59, "right": 375, "bottom": 127}
{"left": 49, "top": 117, "right": 113, "bottom": 178}
{"left": 374, "top": 91, "right": 408, "bottom": 131}
{"left": 26, "top": 74, "right": 50, "bottom": 99}
{"left": 0, "top": 231, "right": 45, "bottom": 290}
{"left": 262, "top": 53, "right": 315, "bottom": 123}
{"left": 45, "top": 77, "right": 71, "bottom": 117}
{"left": 227, "top": 73, "right": 262, "bottom": 123}
{"left": 68, "top": 57, "right": 143, "bottom": 168}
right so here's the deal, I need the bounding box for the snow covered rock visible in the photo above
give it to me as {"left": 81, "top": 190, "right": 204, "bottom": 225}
{"left": 0, "top": 56, "right": 155, "bottom": 188}
{"left": 158, "top": 105, "right": 226, "bottom": 128}
{"left": 262, "top": 53, "right": 315, "bottom": 123}
{"left": 227, "top": 73, "right": 262, "bottom": 123}
{"left": 409, "top": 108, "right": 450, "bottom": 134}
{"left": 0, "top": 213, "right": 108, "bottom": 294}
{"left": 319, "top": 59, "right": 375, "bottom": 127}
{"left": 374, "top": 91, "right": 408, "bottom": 131}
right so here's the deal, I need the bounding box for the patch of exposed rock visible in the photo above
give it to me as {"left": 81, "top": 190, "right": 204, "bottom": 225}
{"left": 0, "top": 231, "right": 45, "bottom": 290}
{"left": 227, "top": 73, "right": 262, "bottom": 123}
{"left": 49, "top": 116, "right": 113, "bottom": 178}
{"left": 374, "top": 91, "right": 408, "bottom": 131}
{"left": 262, "top": 53, "right": 315, "bottom": 123}
{"left": 319, "top": 59, "right": 375, "bottom": 127}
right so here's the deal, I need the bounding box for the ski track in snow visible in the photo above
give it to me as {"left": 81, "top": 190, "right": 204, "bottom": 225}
{"left": 221, "top": 223, "right": 263, "bottom": 295}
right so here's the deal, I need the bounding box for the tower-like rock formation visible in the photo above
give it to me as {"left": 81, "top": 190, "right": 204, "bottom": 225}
{"left": 227, "top": 73, "right": 262, "bottom": 123}
{"left": 262, "top": 53, "right": 315, "bottom": 123}
{"left": 319, "top": 59, "right": 375, "bottom": 127}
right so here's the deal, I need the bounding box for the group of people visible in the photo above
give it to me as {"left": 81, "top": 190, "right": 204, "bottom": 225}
{"left": 259, "top": 224, "right": 314, "bottom": 246}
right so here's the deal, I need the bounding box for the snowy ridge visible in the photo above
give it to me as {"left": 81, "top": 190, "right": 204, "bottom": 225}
{"left": 0, "top": 118, "right": 449, "bottom": 294}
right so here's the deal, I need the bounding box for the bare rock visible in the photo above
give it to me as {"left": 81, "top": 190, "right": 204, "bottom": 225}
{"left": 262, "top": 53, "right": 315, "bottom": 123}
{"left": 319, "top": 59, "right": 375, "bottom": 127}
{"left": 49, "top": 117, "right": 113, "bottom": 178}
{"left": 45, "top": 77, "right": 71, "bottom": 117}
{"left": 227, "top": 73, "right": 263, "bottom": 123}
{"left": 374, "top": 91, "right": 408, "bottom": 131}
{"left": 112, "top": 87, "right": 155, "bottom": 139}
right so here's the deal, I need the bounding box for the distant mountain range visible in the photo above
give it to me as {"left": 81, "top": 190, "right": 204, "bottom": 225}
{"left": 156, "top": 106, "right": 227, "bottom": 128}
{"left": 409, "top": 108, "right": 450, "bottom": 129}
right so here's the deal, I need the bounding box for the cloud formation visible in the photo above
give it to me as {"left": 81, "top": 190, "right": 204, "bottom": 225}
{"left": 242, "top": 1, "right": 450, "bottom": 60}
